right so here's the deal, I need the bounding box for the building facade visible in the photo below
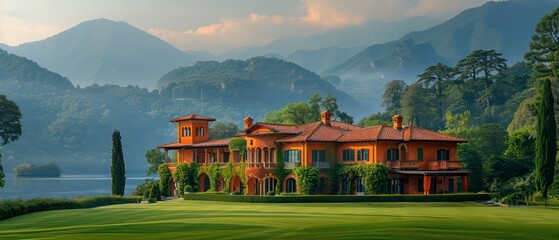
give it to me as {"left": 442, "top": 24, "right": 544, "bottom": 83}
{"left": 157, "top": 112, "right": 469, "bottom": 196}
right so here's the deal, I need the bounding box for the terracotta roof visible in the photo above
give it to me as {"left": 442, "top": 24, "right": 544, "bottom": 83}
{"left": 404, "top": 126, "right": 466, "bottom": 142}
{"left": 338, "top": 126, "right": 383, "bottom": 142}
{"left": 157, "top": 137, "right": 233, "bottom": 149}
{"left": 170, "top": 114, "right": 215, "bottom": 122}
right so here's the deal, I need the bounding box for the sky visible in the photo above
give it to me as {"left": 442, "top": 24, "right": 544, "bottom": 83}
{"left": 0, "top": 0, "right": 489, "bottom": 54}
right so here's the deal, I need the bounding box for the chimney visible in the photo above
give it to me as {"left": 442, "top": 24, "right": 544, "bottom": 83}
{"left": 392, "top": 114, "right": 403, "bottom": 129}
{"left": 321, "top": 110, "right": 332, "bottom": 126}
{"left": 243, "top": 117, "right": 254, "bottom": 129}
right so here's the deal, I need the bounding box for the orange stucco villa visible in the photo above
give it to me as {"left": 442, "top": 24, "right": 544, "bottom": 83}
{"left": 157, "top": 111, "right": 469, "bottom": 196}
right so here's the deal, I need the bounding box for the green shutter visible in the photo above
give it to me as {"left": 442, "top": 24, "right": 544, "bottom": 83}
{"left": 418, "top": 148, "right": 423, "bottom": 161}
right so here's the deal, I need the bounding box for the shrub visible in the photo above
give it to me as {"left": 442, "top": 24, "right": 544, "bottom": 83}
{"left": 158, "top": 164, "right": 172, "bottom": 197}
{"left": 266, "top": 191, "right": 275, "bottom": 196}
{"left": 132, "top": 178, "right": 157, "bottom": 197}
{"left": 147, "top": 198, "right": 157, "bottom": 203}
{"left": 0, "top": 196, "right": 140, "bottom": 221}
{"left": 173, "top": 164, "right": 190, "bottom": 197}
{"left": 184, "top": 193, "right": 489, "bottom": 203}
{"left": 149, "top": 184, "right": 162, "bottom": 201}
{"left": 294, "top": 166, "right": 319, "bottom": 194}
{"left": 185, "top": 184, "right": 193, "bottom": 193}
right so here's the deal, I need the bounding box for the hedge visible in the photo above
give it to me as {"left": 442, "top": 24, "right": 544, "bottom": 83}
{"left": 0, "top": 196, "right": 141, "bottom": 221}
{"left": 184, "top": 193, "right": 489, "bottom": 203}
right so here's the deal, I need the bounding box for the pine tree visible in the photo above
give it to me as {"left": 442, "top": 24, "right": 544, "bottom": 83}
{"left": 535, "top": 79, "right": 556, "bottom": 205}
{"left": 111, "top": 130, "right": 126, "bottom": 196}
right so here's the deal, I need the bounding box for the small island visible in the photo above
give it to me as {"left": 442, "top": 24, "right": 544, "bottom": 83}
{"left": 14, "top": 162, "right": 62, "bottom": 177}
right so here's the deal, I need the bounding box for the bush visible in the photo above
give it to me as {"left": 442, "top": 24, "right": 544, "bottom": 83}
{"left": 149, "top": 184, "right": 162, "bottom": 201}
{"left": 132, "top": 179, "right": 158, "bottom": 197}
{"left": 266, "top": 191, "right": 275, "bottom": 196}
{"left": 158, "top": 164, "right": 172, "bottom": 197}
{"left": 185, "top": 184, "right": 193, "bottom": 193}
{"left": 184, "top": 193, "right": 489, "bottom": 203}
{"left": 147, "top": 198, "right": 157, "bottom": 203}
{"left": 294, "top": 166, "right": 319, "bottom": 194}
{"left": 0, "top": 196, "right": 140, "bottom": 221}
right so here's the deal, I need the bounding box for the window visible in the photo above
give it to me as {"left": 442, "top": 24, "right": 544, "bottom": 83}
{"left": 200, "top": 127, "right": 205, "bottom": 136}
{"left": 342, "top": 149, "right": 354, "bottom": 161}
{"left": 417, "top": 148, "right": 423, "bottom": 161}
{"left": 437, "top": 149, "right": 450, "bottom": 161}
{"left": 387, "top": 148, "right": 399, "bottom": 161}
{"left": 312, "top": 150, "right": 326, "bottom": 163}
{"left": 357, "top": 149, "right": 369, "bottom": 161}
{"left": 195, "top": 127, "right": 199, "bottom": 136}
{"left": 187, "top": 127, "right": 191, "bottom": 136}
{"left": 286, "top": 178, "right": 297, "bottom": 193}
{"left": 223, "top": 152, "right": 230, "bottom": 163}
{"left": 356, "top": 178, "right": 365, "bottom": 193}
{"left": 283, "top": 150, "right": 301, "bottom": 163}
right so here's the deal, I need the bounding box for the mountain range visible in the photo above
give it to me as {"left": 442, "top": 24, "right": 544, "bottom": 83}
{"left": 2, "top": 18, "right": 198, "bottom": 90}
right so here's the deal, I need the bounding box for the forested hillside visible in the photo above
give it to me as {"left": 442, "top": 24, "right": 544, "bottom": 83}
{"left": 0, "top": 50, "right": 357, "bottom": 173}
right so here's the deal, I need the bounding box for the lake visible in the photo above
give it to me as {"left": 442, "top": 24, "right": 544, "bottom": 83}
{"left": 0, "top": 173, "right": 154, "bottom": 200}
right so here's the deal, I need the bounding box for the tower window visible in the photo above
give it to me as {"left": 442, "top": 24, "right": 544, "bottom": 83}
{"left": 201, "top": 127, "right": 205, "bottom": 136}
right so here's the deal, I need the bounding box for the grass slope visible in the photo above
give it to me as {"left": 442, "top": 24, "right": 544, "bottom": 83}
{"left": 0, "top": 200, "right": 558, "bottom": 239}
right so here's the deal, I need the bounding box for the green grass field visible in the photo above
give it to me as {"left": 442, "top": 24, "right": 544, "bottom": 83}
{"left": 0, "top": 200, "right": 558, "bottom": 239}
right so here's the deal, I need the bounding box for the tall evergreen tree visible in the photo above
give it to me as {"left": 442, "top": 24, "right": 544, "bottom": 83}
{"left": 111, "top": 130, "right": 126, "bottom": 196}
{"left": 525, "top": 6, "right": 559, "bottom": 81}
{"left": 0, "top": 95, "right": 23, "bottom": 189}
{"left": 535, "top": 79, "right": 557, "bottom": 205}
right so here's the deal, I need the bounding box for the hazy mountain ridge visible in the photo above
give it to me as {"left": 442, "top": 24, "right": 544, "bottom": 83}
{"left": 220, "top": 16, "right": 440, "bottom": 61}
{"left": 4, "top": 18, "right": 199, "bottom": 90}
{"left": 325, "top": 0, "right": 558, "bottom": 111}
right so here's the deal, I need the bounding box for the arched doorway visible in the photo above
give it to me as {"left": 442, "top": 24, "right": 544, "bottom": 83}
{"left": 247, "top": 177, "right": 260, "bottom": 195}
{"left": 229, "top": 175, "right": 244, "bottom": 193}
{"left": 285, "top": 178, "right": 297, "bottom": 193}
{"left": 199, "top": 173, "right": 210, "bottom": 192}
{"left": 318, "top": 177, "right": 329, "bottom": 194}
{"left": 217, "top": 175, "right": 224, "bottom": 192}
{"left": 262, "top": 177, "right": 278, "bottom": 195}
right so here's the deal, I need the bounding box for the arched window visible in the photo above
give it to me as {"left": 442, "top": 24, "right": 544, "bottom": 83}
{"left": 286, "top": 178, "right": 297, "bottom": 193}
{"left": 195, "top": 127, "right": 199, "bottom": 136}
{"left": 201, "top": 127, "right": 205, "bottom": 136}
{"left": 187, "top": 127, "right": 191, "bottom": 136}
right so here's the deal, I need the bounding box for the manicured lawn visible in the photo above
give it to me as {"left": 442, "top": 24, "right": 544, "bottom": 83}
{"left": 0, "top": 200, "right": 558, "bottom": 239}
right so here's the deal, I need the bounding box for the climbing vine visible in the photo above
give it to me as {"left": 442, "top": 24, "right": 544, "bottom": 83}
{"left": 341, "top": 164, "right": 390, "bottom": 194}
{"left": 273, "top": 145, "right": 288, "bottom": 194}
{"left": 221, "top": 162, "right": 235, "bottom": 193}
{"left": 158, "top": 164, "right": 172, "bottom": 197}
{"left": 173, "top": 163, "right": 189, "bottom": 197}
{"left": 294, "top": 166, "right": 319, "bottom": 194}
{"left": 199, "top": 162, "right": 220, "bottom": 192}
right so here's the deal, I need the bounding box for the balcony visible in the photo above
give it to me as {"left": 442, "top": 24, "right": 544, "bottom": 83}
{"left": 311, "top": 162, "right": 330, "bottom": 169}
{"left": 246, "top": 162, "right": 278, "bottom": 169}
{"left": 428, "top": 160, "right": 461, "bottom": 170}
{"left": 386, "top": 160, "right": 419, "bottom": 170}
{"left": 284, "top": 162, "right": 301, "bottom": 169}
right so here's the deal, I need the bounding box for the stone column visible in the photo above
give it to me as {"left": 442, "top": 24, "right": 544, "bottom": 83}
{"left": 423, "top": 175, "right": 431, "bottom": 195}
{"left": 461, "top": 175, "right": 469, "bottom": 193}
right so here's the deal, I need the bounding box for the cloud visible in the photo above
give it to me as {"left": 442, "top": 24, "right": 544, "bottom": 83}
{"left": 0, "top": 18, "right": 64, "bottom": 46}
{"left": 148, "top": 0, "right": 489, "bottom": 54}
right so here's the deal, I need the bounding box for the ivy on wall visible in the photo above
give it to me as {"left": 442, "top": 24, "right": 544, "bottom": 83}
{"left": 341, "top": 164, "right": 390, "bottom": 194}
{"left": 294, "top": 166, "right": 319, "bottom": 194}
{"left": 199, "top": 163, "right": 220, "bottom": 192}
{"left": 158, "top": 164, "right": 172, "bottom": 197}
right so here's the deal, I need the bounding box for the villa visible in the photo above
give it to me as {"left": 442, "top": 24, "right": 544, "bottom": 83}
{"left": 157, "top": 111, "right": 469, "bottom": 196}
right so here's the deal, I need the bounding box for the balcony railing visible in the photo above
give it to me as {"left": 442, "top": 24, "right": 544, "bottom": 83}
{"left": 284, "top": 162, "right": 301, "bottom": 169}
{"left": 312, "top": 162, "right": 330, "bottom": 169}
{"left": 428, "top": 160, "right": 461, "bottom": 170}
{"left": 246, "top": 162, "right": 278, "bottom": 169}
{"left": 386, "top": 160, "right": 419, "bottom": 169}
